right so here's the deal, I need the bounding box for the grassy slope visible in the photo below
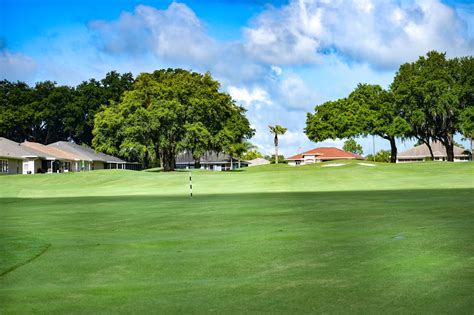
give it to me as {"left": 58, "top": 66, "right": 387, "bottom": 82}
{"left": 0, "top": 161, "right": 473, "bottom": 313}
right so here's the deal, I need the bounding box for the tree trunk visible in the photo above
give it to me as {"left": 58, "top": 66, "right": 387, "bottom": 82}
{"left": 238, "top": 158, "right": 241, "bottom": 169}
{"left": 471, "top": 137, "right": 473, "bottom": 161}
{"left": 161, "top": 148, "right": 176, "bottom": 171}
{"left": 143, "top": 150, "right": 149, "bottom": 170}
{"left": 416, "top": 136, "right": 434, "bottom": 160}
{"left": 230, "top": 157, "right": 233, "bottom": 170}
{"left": 441, "top": 133, "right": 455, "bottom": 162}
{"left": 274, "top": 134, "right": 279, "bottom": 164}
{"left": 389, "top": 137, "right": 397, "bottom": 163}
{"left": 426, "top": 142, "right": 434, "bottom": 161}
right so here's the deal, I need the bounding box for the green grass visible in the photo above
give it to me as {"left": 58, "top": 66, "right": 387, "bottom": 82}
{"left": 1, "top": 161, "right": 473, "bottom": 313}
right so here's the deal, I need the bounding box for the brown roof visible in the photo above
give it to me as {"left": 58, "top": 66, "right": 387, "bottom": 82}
{"left": 397, "top": 141, "right": 468, "bottom": 158}
{"left": 21, "top": 141, "right": 81, "bottom": 161}
{"left": 288, "top": 147, "right": 363, "bottom": 161}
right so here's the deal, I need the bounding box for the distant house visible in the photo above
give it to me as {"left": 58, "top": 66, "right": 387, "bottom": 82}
{"left": 21, "top": 141, "right": 82, "bottom": 173}
{"left": 176, "top": 151, "right": 249, "bottom": 171}
{"left": 0, "top": 137, "right": 42, "bottom": 174}
{"left": 287, "top": 147, "right": 364, "bottom": 166}
{"left": 0, "top": 137, "right": 140, "bottom": 175}
{"left": 397, "top": 141, "right": 470, "bottom": 163}
{"left": 48, "top": 141, "right": 140, "bottom": 170}
{"left": 247, "top": 157, "right": 270, "bottom": 167}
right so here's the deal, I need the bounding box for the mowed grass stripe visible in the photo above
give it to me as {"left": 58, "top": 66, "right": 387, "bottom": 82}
{"left": 0, "top": 162, "right": 473, "bottom": 313}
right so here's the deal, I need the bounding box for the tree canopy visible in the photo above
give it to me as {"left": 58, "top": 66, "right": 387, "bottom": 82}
{"left": 0, "top": 71, "right": 134, "bottom": 145}
{"left": 93, "top": 69, "right": 254, "bottom": 171}
{"left": 392, "top": 51, "right": 473, "bottom": 161}
{"left": 343, "top": 138, "right": 363, "bottom": 155}
{"left": 306, "top": 51, "right": 473, "bottom": 162}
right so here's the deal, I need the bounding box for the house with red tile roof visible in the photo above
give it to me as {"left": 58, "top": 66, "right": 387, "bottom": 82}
{"left": 287, "top": 147, "right": 364, "bottom": 166}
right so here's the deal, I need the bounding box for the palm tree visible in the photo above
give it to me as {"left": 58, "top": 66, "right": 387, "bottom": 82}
{"left": 226, "top": 142, "right": 256, "bottom": 170}
{"left": 234, "top": 142, "right": 256, "bottom": 168}
{"left": 268, "top": 125, "right": 287, "bottom": 164}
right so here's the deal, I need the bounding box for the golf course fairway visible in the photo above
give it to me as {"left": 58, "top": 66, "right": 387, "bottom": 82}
{"left": 1, "top": 161, "right": 473, "bottom": 313}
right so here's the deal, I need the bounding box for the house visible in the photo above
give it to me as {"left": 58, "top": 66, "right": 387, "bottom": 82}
{"left": 247, "top": 157, "right": 270, "bottom": 167}
{"left": 21, "top": 141, "right": 82, "bottom": 173}
{"left": 176, "top": 151, "right": 249, "bottom": 171}
{"left": 47, "top": 141, "right": 140, "bottom": 170}
{"left": 287, "top": 147, "right": 364, "bottom": 166}
{"left": 0, "top": 137, "right": 141, "bottom": 174}
{"left": 0, "top": 137, "right": 43, "bottom": 174}
{"left": 396, "top": 141, "right": 470, "bottom": 163}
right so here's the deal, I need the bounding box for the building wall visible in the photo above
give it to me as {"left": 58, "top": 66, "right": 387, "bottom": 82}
{"left": 93, "top": 161, "right": 104, "bottom": 170}
{"left": 22, "top": 159, "right": 42, "bottom": 174}
{"left": 0, "top": 158, "right": 23, "bottom": 174}
{"left": 397, "top": 157, "right": 470, "bottom": 163}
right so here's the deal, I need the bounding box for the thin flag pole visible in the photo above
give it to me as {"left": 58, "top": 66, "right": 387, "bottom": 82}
{"left": 189, "top": 172, "right": 193, "bottom": 198}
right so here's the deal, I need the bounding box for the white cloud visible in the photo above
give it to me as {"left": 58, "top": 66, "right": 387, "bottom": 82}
{"left": 89, "top": 3, "right": 266, "bottom": 85}
{"left": 0, "top": 49, "right": 37, "bottom": 82}
{"left": 244, "top": 0, "right": 474, "bottom": 68}
{"left": 277, "top": 74, "right": 320, "bottom": 110}
{"left": 228, "top": 86, "right": 272, "bottom": 108}
{"left": 271, "top": 65, "right": 282, "bottom": 76}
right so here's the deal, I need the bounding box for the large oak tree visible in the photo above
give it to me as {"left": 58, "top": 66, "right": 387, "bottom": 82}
{"left": 92, "top": 69, "right": 254, "bottom": 171}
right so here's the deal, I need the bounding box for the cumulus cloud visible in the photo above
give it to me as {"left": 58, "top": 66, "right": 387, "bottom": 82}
{"left": 89, "top": 3, "right": 265, "bottom": 84}
{"left": 228, "top": 86, "right": 272, "bottom": 108}
{"left": 90, "top": 3, "right": 216, "bottom": 64}
{"left": 244, "top": 0, "right": 474, "bottom": 68}
{"left": 277, "top": 74, "right": 320, "bottom": 110}
{"left": 0, "top": 49, "right": 37, "bottom": 82}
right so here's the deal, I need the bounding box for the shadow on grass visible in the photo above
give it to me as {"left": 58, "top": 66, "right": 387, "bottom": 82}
{"left": 1, "top": 188, "right": 473, "bottom": 313}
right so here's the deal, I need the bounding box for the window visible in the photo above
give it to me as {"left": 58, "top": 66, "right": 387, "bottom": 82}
{"left": 0, "top": 160, "right": 8, "bottom": 173}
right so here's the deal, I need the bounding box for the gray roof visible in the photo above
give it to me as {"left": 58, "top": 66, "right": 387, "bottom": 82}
{"left": 48, "top": 141, "right": 126, "bottom": 163}
{"left": 398, "top": 141, "right": 468, "bottom": 158}
{"left": 0, "top": 137, "right": 43, "bottom": 159}
{"left": 247, "top": 157, "right": 270, "bottom": 166}
{"left": 176, "top": 151, "right": 249, "bottom": 165}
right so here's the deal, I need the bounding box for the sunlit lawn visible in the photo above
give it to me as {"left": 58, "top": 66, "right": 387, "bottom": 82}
{"left": 1, "top": 161, "right": 473, "bottom": 313}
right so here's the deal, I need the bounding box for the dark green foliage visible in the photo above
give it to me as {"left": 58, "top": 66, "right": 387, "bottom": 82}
{"left": 93, "top": 69, "right": 254, "bottom": 171}
{"left": 392, "top": 51, "right": 473, "bottom": 161}
{"left": 305, "top": 85, "right": 409, "bottom": 163}
{"left": 0, "top": 71, "right": 134, "bottom": 145}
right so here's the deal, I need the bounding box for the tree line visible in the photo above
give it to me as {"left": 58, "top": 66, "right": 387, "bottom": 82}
{"left": 0, "top": 71, "right": 134, "bottom": 145}
{"left": 305, "top": 51, "right": 474, "bottom": 162}
{"left": 0, "top": 69, "right": 254, "bottom": 171}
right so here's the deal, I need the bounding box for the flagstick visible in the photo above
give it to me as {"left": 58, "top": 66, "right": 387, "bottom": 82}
{"left": 189, "top": 172, "right": 193, "bottom": 198}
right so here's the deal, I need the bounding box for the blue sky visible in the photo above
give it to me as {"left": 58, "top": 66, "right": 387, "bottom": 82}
{"left": 1, "top": 0, "right": 473, "bottom": 156}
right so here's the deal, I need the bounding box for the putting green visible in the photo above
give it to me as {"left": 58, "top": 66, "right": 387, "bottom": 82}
{"left": 1, "top": 161, "right": 473, "bottom": 313}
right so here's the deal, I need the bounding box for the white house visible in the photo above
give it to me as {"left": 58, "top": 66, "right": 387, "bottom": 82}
{"left": 287, "top": 147, "right": 364, "bottom": 166}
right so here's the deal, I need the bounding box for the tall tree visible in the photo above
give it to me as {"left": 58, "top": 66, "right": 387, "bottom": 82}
{"left": 343, "top": 138, "right": 363, "bottom": 155}
{"left": 93, "top": 69, "right": 254, "bottom": 171}
{"left": 306, "top": 85, "right": 409, "bottom": 163}
{"left": 348, "top": 84, "right": 410, "bottom": 163}
{"left": 229, "top": 141, "right": 256, "bottom": 169}
{"left": 268, "top": 125, "right": 287, "bottom": 164}
{"left": 392, "top": 51, "right": 466, "bottom": 162}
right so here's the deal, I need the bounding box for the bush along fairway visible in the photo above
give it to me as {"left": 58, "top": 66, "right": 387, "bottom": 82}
{"left": 0, "top": 161, "right": 473, "bottom": 313}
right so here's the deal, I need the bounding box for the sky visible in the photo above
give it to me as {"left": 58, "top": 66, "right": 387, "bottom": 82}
{"left": 1, "top": 0, "right": 473, "bottom": 156}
